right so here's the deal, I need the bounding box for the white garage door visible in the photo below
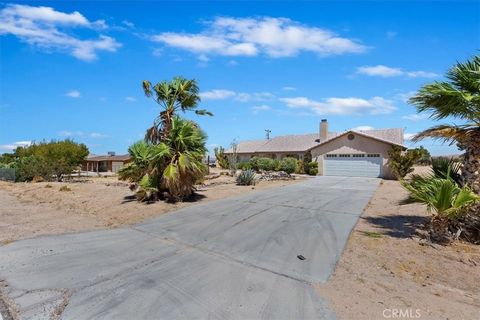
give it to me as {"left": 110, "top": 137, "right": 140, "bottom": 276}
{"left": 324, "top": 154, "right": 382, "bottom": 178}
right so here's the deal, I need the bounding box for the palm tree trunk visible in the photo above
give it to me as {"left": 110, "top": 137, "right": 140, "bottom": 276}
{"left": 460, "top": 132, "right": 480, "bottom": 194}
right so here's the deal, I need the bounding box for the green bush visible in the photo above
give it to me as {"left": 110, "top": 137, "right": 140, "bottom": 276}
{"left": 306, "top": 162, "right": 318, "bottom": 175}
{"left": 236, "top": 169, "right": 257, "bottom": 185}
{"left": 273, "top": 159, "right": 281, "bottom": 171}
{"left": 13, "top": 140, "right": 89, "bottom": 182}
{"left": 279, "top": 157, "right": 298, "bottom": 174}
{"left": 250, "top": 157, "right": 276, "bottom": 171}
{"left": 388, "top": 146, "right": 422, "bottom": 179}
{"left": 15, "top": 155, "right": 50, "bottom": 182}
{"left": 295, "top": 160, "right": 305, "bottom": 174}
{"left": 237, "top": 161, "right": 252, "bottom": 170}
{"left": 214, "top": 146, "right": 229, "bottom": 169}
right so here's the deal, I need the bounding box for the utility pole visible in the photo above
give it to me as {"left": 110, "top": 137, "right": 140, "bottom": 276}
{"left": 265, "top": 129, "right": 271, "bottom": 140}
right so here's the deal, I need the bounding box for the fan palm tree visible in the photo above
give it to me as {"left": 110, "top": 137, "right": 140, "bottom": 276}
{"left": 142, "top": 77, "right": 212, "bottom": 143}
{"left": 409, "top": 55, "right": 480, "bottom": 194}
{"left": 119, "top": 117, "right": 207, "bottom": 200}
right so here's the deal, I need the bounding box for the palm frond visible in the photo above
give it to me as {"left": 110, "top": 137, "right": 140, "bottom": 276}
{"left": 408, "top": 55, "right": 480, "bottom": 124}
{"left": 412, "top": 125, "right": 469, "bottom": 144}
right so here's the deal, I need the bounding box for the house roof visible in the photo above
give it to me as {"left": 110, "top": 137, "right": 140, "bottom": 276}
{"left": 226, "top": 128, "right": 405, "bottom": 154}
{"left": 86, "top": 154, "right": 131, "bottom": 162}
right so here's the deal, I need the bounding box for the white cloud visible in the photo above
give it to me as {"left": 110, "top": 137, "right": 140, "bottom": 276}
{"left": 58, "top": 131, "right": 107, "bottom": 138}
{"left": 89, "top": 132, "right": 107, "bottom": 138}
{"left": 357, "top": 65, "right": 438, "bottom": 78}
{"left": 252, "top": 104, "right": 272, "bottom": 114}
{"left": 152, "top": 48, "right": 162, "bottom": 57}
{"left": 0, "top": 140, "right": 32, "bottom": 151}
{"left": 280, "top": 96, "right": 396, "bottom": 115}
{"left": 199, "top": 89, "right": 275, "bottom": 102}
{"left": 406, "top": 71, "right": 439, "bottom": 78}
{"left": 125, "top": 96, "right": 136, "bottom": 102}
{"left": 122, "top": 20, "right": 135, "bottom": 28}
{"left": 200, "top": 89, "right": 236, "bottom": 100}
{"left": 282, "top": 86, "right": 296, "bottom": 91}
{"left": 357, "top": 65, "right": 403, "bottom": 77}
{"left": 152, "top": 16, "right": 366, "bottom": 59}
{"left": 66, "top": 90, "right": 81, "bottom": 98}
{"left": 402, "top": 114, "right": 428, "bottom": 121}
{"left": 352, "top": 125, "right": 375, "bottom": 131}
{"left": 0, "top": 4, "right": 121, "bottom": 61}
{"left": 235, "top": 92, "right": 275, "bottom": 102}
{"left": 404, "top": 133, "right": 417, "bottom": 141}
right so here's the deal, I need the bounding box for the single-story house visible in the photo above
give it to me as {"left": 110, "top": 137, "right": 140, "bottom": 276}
{"left": 225, "top": 119, "right": 406, "bottom": 178}
{"left": 82, "top": 153, "right": 131, "bottom": 173}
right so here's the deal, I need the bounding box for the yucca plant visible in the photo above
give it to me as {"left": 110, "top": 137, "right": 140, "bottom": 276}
{"left": 236, "top": 169, "right": 257, "bottom": 186}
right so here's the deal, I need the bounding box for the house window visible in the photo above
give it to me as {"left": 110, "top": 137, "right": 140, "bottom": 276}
{"left": 367, "top": 154, "right": 380, "bottom": 158}
{"left": 352, "top": 154, "right": 365, "bottom": 158}
{"left": 325, "top": 154, "right": 337, "bottom": 158}
{"left": 339, "top": 154, "right": 351, "bottom": 158}
{"left": 347, "top": 134, "right": 355, "bottom": 140}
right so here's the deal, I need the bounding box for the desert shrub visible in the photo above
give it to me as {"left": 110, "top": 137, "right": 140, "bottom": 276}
{"left": 306, "top": 161, "right": 318, "bottom": 175}
{"left": 14, "top": 155, "right": 50, "bottom": 182}
{"left": 236, "top": 169, "right": 257, "bottom": 185}
{"left": 431, "top": 157, "right": 462, "bottom": 185}
{"left": 388, "top": 146, "right": 422, "bottom": 179}
{"left": 279, "top": 157, "right": 298, "bottom": 174}
{"left": 59, "top": 185, "right": 71, "bottom": 192}
{"left": 13, "top": 140, "right": 88, "bottom": 182}
{"left": 273, "top": 159, "right": 281, "bottom": 171}
{"left": 214, "top": 146, "right": 229, "bottom": 169}
{"left": 258, "top": 157, "right": 276, "bottom": 171}
{"left": 237, "top": 162, "right": 252, "bottom": 170}
{"left": 416, "top": 146, "right": 431, "bottom": 165}
{"left": 295, "top": 160, "right": 305, "bottom": 174}
{"left": 45, "top": 184, "right": 52, "bottom": 188}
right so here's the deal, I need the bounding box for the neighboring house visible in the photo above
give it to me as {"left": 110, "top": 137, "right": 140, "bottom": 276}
{"left": 225, "top": 119, "right": 406, "bottom": 178}
{"left": 82, "top": 152, "right": 131, "bottom": 173}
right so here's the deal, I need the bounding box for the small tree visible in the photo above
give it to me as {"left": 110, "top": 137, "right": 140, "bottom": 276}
{"left": 226, "top": 141, "right": 239, "bottom": 176}
{"left": 13, "top": 140, "right": 88, "bottom": 181}
{"left": 214, "top": 146, "right": 229, "bottom": 169}
{"left": 388, "top": 146, "right": 422, "bottom": 179}
{"left": 416, "top": 146, "right": 431, "bottom": 165}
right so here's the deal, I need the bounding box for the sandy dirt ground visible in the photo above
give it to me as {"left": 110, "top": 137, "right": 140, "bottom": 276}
{"left": 0, "top": 169, "right": 303, "bottom": 243}
{"left": 316, "top": 168, "right": 480, "bottom": 320}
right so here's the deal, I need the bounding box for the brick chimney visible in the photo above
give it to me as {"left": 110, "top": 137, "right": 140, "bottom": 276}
{"left": 320, "top": 119, "right": 328, "bottom": 141}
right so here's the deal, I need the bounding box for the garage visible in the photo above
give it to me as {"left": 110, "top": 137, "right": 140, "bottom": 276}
{"left": 323, "top": 154, "right": 382, "bottom": 178}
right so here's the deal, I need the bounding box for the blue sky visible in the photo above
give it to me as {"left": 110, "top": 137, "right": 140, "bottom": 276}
{"left": 1, "top": 1, "right": 478, "bottom": 156}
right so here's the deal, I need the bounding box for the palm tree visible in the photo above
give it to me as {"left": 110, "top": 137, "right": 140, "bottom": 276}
{"left": 142, "top": 77, "right": 212, "bottom": 143}
{"left": 119, "top": 117, "right": 207, "bottom": 200}
{"left": 161, "top": 116, "right": 207, "bottom": 199}
{"left": 409, "top": 55, "right": 480, "bottom": 194}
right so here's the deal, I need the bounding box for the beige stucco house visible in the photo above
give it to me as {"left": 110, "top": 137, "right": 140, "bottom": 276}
{"left": 225, "top": 119, "right": 406, "bottom": 178}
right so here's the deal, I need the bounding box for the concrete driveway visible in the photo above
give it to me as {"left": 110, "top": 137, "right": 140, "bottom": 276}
{"left": 0, "top": 176, "right": 379, "bottom": 320}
